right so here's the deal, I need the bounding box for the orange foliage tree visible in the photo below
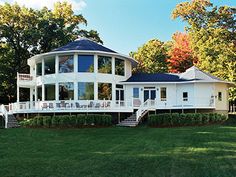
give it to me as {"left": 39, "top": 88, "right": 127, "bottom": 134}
{"left": 167, "top": 32, "right": 197, "bottom": 73}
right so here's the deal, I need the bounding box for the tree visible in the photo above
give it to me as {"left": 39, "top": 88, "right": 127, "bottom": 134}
{"left": 0, "top": 2, "right": 102, "bottom": 103}
{"left": 172, "top": 0, "right": 236, "bottom": 100}
{"left": 130, "top": 39, "right": 168, "bottom": 73}
{"left": 167, "top": 32, "right": 197, "bottom": 73}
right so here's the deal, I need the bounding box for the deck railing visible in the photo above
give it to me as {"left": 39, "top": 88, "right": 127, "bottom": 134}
{"left": 18, "top": 73, "right": 34, "bottom": 81}
{"left": 8, "top": 100, "right": 133, "bottom": 113}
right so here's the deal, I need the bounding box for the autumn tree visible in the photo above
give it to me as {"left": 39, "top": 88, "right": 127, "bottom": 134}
{"left": 167, "top": 32, "right": 197, "bottom": 73}
{"left": 130, "top": 39, "right": 168, "bottom": 73}
{"left": 0, "top": 2, "right": 102, "bottom": 103}
{"left": 172, "top": 0, "right": 236, "bottom": 100}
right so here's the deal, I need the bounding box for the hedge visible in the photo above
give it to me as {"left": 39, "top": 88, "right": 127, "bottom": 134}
{"left": 20, "top": 114, "right": 112, "bottom": 128}
{"left": 148, "top": 113, "right": 227, "bottom": 127}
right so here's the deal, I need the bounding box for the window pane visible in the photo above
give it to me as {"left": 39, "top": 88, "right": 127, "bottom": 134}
{"left": 133, "top": 88, "right": 139, "bottom": 98}
{"left": 183, "top": 92, "right": 188, "bottom": 101}
{"left": 218, "top": 92, "right": 222, "bottom": 101}
{"left": 36, "top": 63, "right": 42, "bottom": 76}
{"left": 98, "top": 56, "right": 112, "bottom": 74}
{"left": 115, "top": 58, "right": 125, "bottom": 76}
{"left": 78, "top": 82, "right": 94, "bottom": 100}
{"left": 160, "top": 87, "right": 167, "bottom": 101}
{"left": 45, "top": 84, "right": 55, "bottom": 100}
{"left": 98, "top": 83, "right": 112, "bottom": 100}
{"left": 59, "top": 82, "right": 74, "bottom": 100}
{"left": 78, "top": 55, "right": 94, "bottom": 72}
{"left": 59, "top": 55, "right": 74, "bottom": 73}
{"left": 37, "top": 86, "right": 42, "bottom": 101}
{"left": 44, "top": 56, "right": 55, "bottom": 75}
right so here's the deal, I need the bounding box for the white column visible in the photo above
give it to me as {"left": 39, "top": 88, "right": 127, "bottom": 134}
{"left": 112, "top": 56, "right": 115, "bottom": 75}
{"left": 17, "top": 85, "right": 20, "bottom": 103}
{"left": 74, "top": 82, "right": 78, "bottom": 100}
{"left": 94, "top": 82, "right": 98, "bottom": 100}
{"left": 55, "top": 83, "right": 59, "bottom": 101}
{"left": 42, "top": 84, "right": 45, "bottom": 101}
{"left": 35, "top": 86, "right": 38, "bottom": 101}
{"left": 74, "top": 53, "right": 78, "bottom": 73}
{"left": 30, "top": 88, "right": 33, "bottom": 102}
{"left": 94, "top": 54, "right": 98, "bottom": 73}
{"left": 55, "top": 55, "right": 59, "bottom": 74}
{"left": 42, "top": 58, "right": 45, "bottom": 76}
{"left": 112, "top": 83, "right": 116, "bottom": 102}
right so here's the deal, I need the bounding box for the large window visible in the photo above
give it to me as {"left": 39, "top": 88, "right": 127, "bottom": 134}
{"left": 78, "top": 82, "right": 94, "bottom": 100}
{"left": 37, "top": 86, "right": 42, "bottom": 101}
{"left": 44, "top": 56, "right": 55, "bottom": 75}
{"left": 115, "top": 58, "right": 125, "bottom": 76}
{"left": 133, "top": 88, "right": 139, "bottom": 98}
{"left": 59, "top": 82, "right": 74, "bottom": 100}
{"left": 98, "top": 56, "right": 112, "bottom": 74}
{"left": 36, "top": 63, "right": 42, "bottom": 76}
{"left": 98, "top": 83, "right": 112, "bottom": 100}
{"left": 160, "top": 87, "right": 167, "bottom": 101}
{"left": 45, "top": 84, "right": 55, "bottom": 100}
{"left": 78, "top": 55, "right": 94, "bottom": 72}
{"left": 59, "top": 55, "right": 74, "bottom": 73}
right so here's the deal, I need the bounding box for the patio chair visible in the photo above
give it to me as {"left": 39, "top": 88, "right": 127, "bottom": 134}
{"left": 56, "top": 103, "right": 61, "bottom": 109}
{"left": 75, "top": 102, "right": 81, "bottom": 109}
{"left": 42, "top": 103, "right": 48, "bottom": 110}
{"left": 95, "top": 103, "right": 100, "bottom": 109}
{"left": 49, "top": 103, "right": 54, "bottom": 109}
{"left": 61, "top": 101, "right": 66, "bottom": 109}
{"left": 88, "top": 101, "right": 94, "bottom": 108}
{"left": 106, "top": 102, "right": 111, "bottom": 108}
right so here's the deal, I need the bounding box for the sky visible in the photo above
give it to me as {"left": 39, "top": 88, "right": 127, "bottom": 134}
{"left": 0, "top": 0, "right": 235, "bottom": 55}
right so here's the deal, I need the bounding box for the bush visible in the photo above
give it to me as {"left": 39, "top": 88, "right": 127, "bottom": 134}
{"left": 148, "top": 113, "right": 227, "bottom": 127}
{"left": 43, "top": 116, "right": 51, "bottom": 127}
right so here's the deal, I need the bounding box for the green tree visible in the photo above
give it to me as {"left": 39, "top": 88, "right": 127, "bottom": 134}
{"left": 130, "top": 39, "right": 168, "bottom": 73}
{"left": 0, "top": 2, "right": 102, "bottom": 103}
{"left": 172, "top": 0, "right": 236, "bottom": 100}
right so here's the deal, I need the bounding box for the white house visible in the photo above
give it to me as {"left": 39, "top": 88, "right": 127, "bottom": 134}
{"left": 0, "top": 38, "right": 233, "bottom": 127}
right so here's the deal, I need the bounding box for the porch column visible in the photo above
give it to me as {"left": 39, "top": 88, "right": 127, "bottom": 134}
{"left": 42, "top": 58, "right": 45, "bottom": 76}
{"left": 30, "top": 88, "right": 33, "bottom": 102}
{"left": 74, "top": 53, "right": 78, "bottom": 73}
{"left": 112, "top": 83, "right": 116, "bottom": 103}
{"left": 42, "top": 84, "right": 45, "bottom": 101}
{"left": 94, "top": 82, "right": 98, "bottom": 100}
{"left": 55, "top": 55, "right": 59, "bottom": 74}
{"left": 74, "top": 81, "right": 78, "bottom": 100}
{"left": 55, "top": 83, "right": 59, "bottom": 101}
{"left": 17, "top": 85, "right": 20, "bottom": 103}
{"left": 112, "top": 56, "right": 115, "bottom": 75}
{"left": 35, "top": 85, "right": 38, "bottom": 101}
{"left": 94, "top": 54, "right": 98, "bottom": 73}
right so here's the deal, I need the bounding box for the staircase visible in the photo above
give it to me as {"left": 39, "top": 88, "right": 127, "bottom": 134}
{"left": 117, "top": 99, "right": 156, "bottom": 127}
{"left": 0, "top": 104, "right": 20, "bottom": 128}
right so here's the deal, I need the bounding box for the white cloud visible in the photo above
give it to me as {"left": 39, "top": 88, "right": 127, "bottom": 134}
{"left": 0, "top": 0, "right": 86, "bottom": 11}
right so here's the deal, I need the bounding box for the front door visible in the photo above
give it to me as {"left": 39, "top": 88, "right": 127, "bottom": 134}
{"left": 144, "top": 89, "right": 156, "bottom": 102}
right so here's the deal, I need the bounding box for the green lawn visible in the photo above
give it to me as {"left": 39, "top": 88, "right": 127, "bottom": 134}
{"left": 1, "top": 125, "right": 236, "bottom": 177}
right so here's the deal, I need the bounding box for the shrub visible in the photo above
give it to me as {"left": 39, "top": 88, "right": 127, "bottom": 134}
{"left": 36, "top": 116, "right": 44, "bottom": 127}
{"left": 162, "top": 113, "right": 172, "bottom": 126}
{"left": 52, "top": 116, "right": 59, "bottom": 127}
{"left": 209, "top": 113, "right": 216, "bottom": 123}
{"left": 77, "top": 115, "right": 86, "bottom": 126}
{"left": 43, "top": 116, "right": 51, "bottom": 127}
{"left": 171, "top": 113, "right": 179, "bottom": 125}
{"left": 202, "top": 114, "right": 210, "bottom": 124}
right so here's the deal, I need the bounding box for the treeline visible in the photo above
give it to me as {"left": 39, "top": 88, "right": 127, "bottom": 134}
{"left": 131, "top": 0, "right": 235, "bottom": 101}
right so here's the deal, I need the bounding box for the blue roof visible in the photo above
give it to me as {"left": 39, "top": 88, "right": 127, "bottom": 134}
{"left": 124, "top": 73, "right": 189, "bottom": 82}
{"left": 53, "top": 38, "right": 117, "bottom": 53}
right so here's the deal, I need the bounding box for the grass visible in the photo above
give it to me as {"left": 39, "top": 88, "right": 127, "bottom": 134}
{"left": 1, "top": 125, "right": 236, "bottom": 177}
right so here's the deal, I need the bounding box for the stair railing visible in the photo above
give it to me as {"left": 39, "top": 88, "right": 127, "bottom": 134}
{"left": 0, "top": 104, "right": 8, "bottom": 128}
{"left": 136, "top": 99, "right": 156, "bottom": 122}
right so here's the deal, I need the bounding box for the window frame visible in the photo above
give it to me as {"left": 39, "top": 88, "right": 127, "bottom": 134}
{"left": 183, "top": 92, "right": 188, "bottom": 101}
{"left": 133, "top": 88, "right": 139, "bottom": 98}
{"left": 160, "top": 87, "right": 167, "bottom": 101}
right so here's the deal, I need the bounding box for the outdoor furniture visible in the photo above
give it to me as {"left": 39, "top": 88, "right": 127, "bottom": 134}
{"left": 75, "top": 102, "right": 82, "bottom": 109}
{"left": 88, "top": 101, "right": 94, "bottom": 108}
{"left": 61, "top": 101, "right": 66, "bottom": 109}
{"left": 95, "top": 103, "right": 100, "bottom": 108}
{"left": 56, "top": 103, "right": 61, "bottom": 109}
{"left": 42, "top": 103, "right": 48, "bottom": 109}
{"left": 49, "top": 103, "right": 54, "bottom": 109}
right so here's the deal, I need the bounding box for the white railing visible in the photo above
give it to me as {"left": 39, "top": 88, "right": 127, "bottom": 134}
{"left": 136, "top": 99, "right": 156, "bottom": 122}
{"left": 17, "top": 73, "right": 34, "bottom": 81}
{"left": 0, "top": 104, "right": 8, "bottom": 128}
{"left": 9, "top": 99, "right": 133, "bottom": 113}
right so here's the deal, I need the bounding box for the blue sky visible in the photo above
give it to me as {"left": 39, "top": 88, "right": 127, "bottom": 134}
{"left": 1, "top": 0, "right": 235, "bottom": 55}
{"left": 81, "top": 0, "right": 236, "bottom": 55}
